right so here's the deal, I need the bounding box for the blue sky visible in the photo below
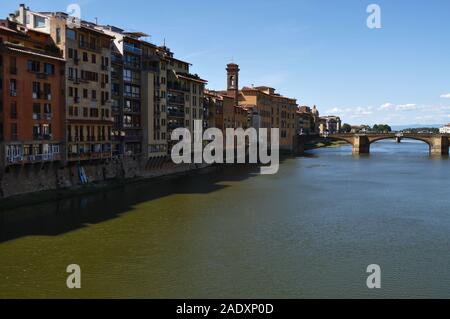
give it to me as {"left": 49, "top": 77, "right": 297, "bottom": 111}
{"left": 2, "top": 0, "right": 450, "bottom": 126}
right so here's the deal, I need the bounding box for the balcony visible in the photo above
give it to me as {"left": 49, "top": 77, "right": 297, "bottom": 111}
{"left": 124, "top": 134, "right": 142, "bottom": 142}
{"left": 111, "top": 55, "right": 123, "bottom": 65}
{"left": 123, "top": 61, "right": 141, "bottom": 69}
{"left": 34, "top": 134, "right": 53, "bottom": 141}
{"left": 168, "top": 109, "right": 185, "bottom": 118}
{"left": 6, "top": 155, "right": 23, "bottom": 164}
{"left": 123, "top": 124, "right": 141, "bottom": 129}
{"left": 78, "top": 41, "right": 100, "bottom": 53}
{"left": 22, "top": 153, "right": 61, "bottom": 163}
{"left": 168, "top": 82, "right": 190, "bottom": 93}
{"left": 123, "top": 77, "right": 140, "bottom": 85}
{"left": 32, "top": 113, "right": 41, "bottom": 120}
{"left": 43, "top": 113, "right": 53, "bottom": 120}
{"left": 69, "top": 76, "right": 81, "bottom": 84}
{"left": 36, "top": 73, "right": 48, "bottom": 80}
{"left": 10, "top": 90, "right": 17, "bottom": 97}
{"left": 101, "top": 116, "right": 113, "bottom": 122}
{"left": 124, "top": 92, "right": 140, "bottom": 99}
{"left": 168, "top": 123, "right": 183, "bottom": 131}
{"left": 123, "top": 43, "right": 142, "bottom": 55}
{"left": 167, "top": 96, "right": 186, "bottom": 106}
{"left": 123, "top": 107, "right": 141, "bottom": 114}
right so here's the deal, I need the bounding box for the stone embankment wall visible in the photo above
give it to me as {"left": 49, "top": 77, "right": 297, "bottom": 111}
{"left": 0, "top": 157, "right": 208, "bottom": 199}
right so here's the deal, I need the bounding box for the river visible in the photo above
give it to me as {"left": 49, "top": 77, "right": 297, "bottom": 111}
{"left": 1, "top": 140, "right": 449, "bottom": 298}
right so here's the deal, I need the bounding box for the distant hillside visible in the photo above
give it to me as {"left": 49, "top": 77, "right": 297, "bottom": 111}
{"left": 391, "top": 124, "right": 443, "bottom": 131}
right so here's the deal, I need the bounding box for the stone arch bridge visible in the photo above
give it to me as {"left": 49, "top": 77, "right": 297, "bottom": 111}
{"left": 295, "top": 133, "right": 450, "bottom": 156}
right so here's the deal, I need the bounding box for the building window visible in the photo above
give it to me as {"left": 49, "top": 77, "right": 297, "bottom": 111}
{"left": 10, "top": 102, "right": 17, "bottom": 119}
{"left": 44, "top": 103, "right": 52, "bottom": 115}
{"left": 33, "top": 104, "right": 41, "bottom": 120}
{"left": 28, "top": 60, "right": 40, "bottom": 72}
{"left": 44, "top": 63, "right": 55, "bottom": 75}
{"left": 66, "top": 29, "right": 76, "bottom": 40}
{"left": 56, "top": 28, "right": 61, "bottom": 44}
{"left": 11, "top": 123, "right": 18, "bottom": 140}
{"left": 34, "top": 16, "right": 46, "bottom": 28}
{"left": 9, "top": 79, "right": 17, "bottom": 96}
{"left": 101, "top": 56, "right": 109, "bottom": 67}
{"left": 91, "top": 54, "right": 96, "bottom": 64}
{"left": 32, "top": 82, "right": 41, "bottom": 99}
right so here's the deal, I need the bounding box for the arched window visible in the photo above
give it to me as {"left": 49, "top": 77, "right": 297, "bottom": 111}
{"left": 229, "top": 75, "right": 235, "bottom": 87}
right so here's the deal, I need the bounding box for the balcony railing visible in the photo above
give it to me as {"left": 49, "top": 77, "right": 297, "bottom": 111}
{"left": 6, "top": 155, "right": 23, "bottom": 164}
{"left": 124, "top": 92, "right": 140, "bottom": 99}
{"left": 123, "top": 61, "right": 141, "bottom": 69}
{"left": 168, "top": 82, "right": 190, "bottom": 92}
{"left": 79, "top": 41, "right": 100, "bottom": 52}
{"left": 22, "top": 153, "right": 61, "bottom": 163}
{"left": 168, "top": 123, "right": 183, "bottom": 131}
{"left": 111, "top": 55, "right": 123, "bottom": 65}
{"left": 124, "top": 134, "right": 142, "bottom": 142}
{"left": 36, "top": 73, "right": 48, "bottom": 80}
{"left": 168, "top": 110, "right": 185, "bottom": 118}
{"left": 168, "top": 96, "right": 186, "bottom": 105}
{"left": 33, "top": 134, "right": 53, "bottom": 141}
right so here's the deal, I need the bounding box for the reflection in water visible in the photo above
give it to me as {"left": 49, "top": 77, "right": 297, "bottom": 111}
{"left": 0, "top": 140, "right": 450, "bottom": 298}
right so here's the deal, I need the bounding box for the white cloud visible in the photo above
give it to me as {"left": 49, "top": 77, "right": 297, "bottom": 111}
{"left": 396, "top": 104, "right": 418, "bottom": 111}
{"left": 379, "top": 103, "right": 395, "bottom": 110}
{"left": 440, "top": 93, "right": 450, "bottom": 98}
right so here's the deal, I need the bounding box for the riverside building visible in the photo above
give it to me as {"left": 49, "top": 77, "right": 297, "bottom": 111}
{"left": 0, "top": 18, "right": 65, "bottom": 168}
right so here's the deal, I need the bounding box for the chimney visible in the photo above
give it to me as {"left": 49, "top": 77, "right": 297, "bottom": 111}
{"left": 18, "top": 4, "right": 27, "bottom": 25}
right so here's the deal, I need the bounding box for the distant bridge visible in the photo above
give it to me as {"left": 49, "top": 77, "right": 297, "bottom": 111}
{"left": 295, "top": 133, "right": 450, "bottom": 156}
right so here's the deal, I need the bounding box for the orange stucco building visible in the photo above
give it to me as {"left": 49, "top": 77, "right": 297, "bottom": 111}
{"left": 0, "top": 19, "right": 65, "bottom": 168}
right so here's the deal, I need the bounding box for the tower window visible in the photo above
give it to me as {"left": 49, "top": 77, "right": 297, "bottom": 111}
{"left": 230, "top": 76, "right": 235, "bottom": 87}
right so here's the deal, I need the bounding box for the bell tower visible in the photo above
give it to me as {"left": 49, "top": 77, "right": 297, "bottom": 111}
{"left": 226, "top": 63, "right": 240, "bottom": 105}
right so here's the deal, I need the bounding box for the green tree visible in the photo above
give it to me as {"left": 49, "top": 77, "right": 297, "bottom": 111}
{"left": 341, "top": 123, "right": 352, "bottom": 133}
{"left": 373, "top": 124, "right": 392, "bottom": 133}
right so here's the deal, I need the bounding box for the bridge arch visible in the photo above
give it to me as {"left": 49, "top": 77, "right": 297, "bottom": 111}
{"left": 368, "top": 135, "right": 432, "bottom": 147}
{"left": 324, "top": 135, "right": 355, "bottom": 145}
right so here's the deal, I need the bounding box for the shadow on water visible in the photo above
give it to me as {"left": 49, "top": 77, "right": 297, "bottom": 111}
{"left": 0, "top": 159, "right": 289, "bottom": 244}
